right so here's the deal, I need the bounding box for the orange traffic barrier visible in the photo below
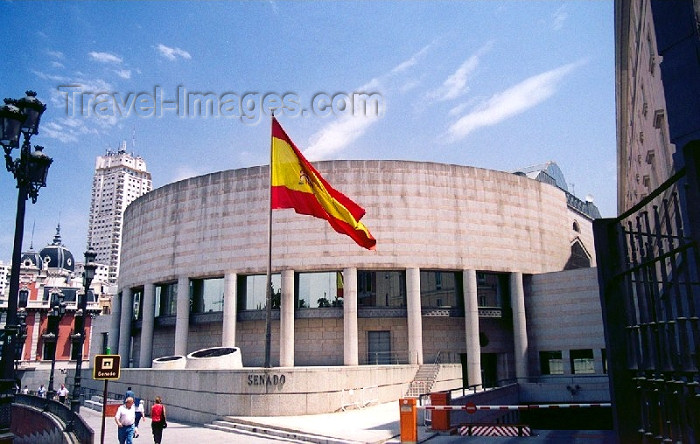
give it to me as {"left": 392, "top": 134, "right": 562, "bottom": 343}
{"left": 399, "top": 398, "right": 418, "bottom": 443}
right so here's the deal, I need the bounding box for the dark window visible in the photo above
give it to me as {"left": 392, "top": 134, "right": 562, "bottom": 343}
{"left": 155, "top": 283, "right": 177, "bottom": 317}
{"left": 42, "top": 342, "right": 56, "bottom": 361}
{"left": 367, "top": 331, "right": 391, "bottom": 364}
{"left": 540, "top": 351, "right": 563, "bottom": 375}
{"left": 602, "top": 349, "right": 607, "bottom": 374}
{"left": 297, "top": 272, "right": 342, "bottom": 308}
{"left": 190, "top": 277, "right": 225, "bottom": 313}
{"left": 71, "top": 342, "right": 82, "bottom": 360}
{"left": 477, "top": 272, "right": 506, "bottom": 308}
{"left": 131, "top": 288, "right": 143, "bottom": 321}
{"left": 240, "top": 274, "right": 281, "bottom": 311}
{"left": 358, "top": 271, "right": 406, "bottom": 308}
{"left": 420, "top": 270, "right": 463, "bottom": 308}
{"left": 571, "top": 349, "right": 595, "bottom": 374}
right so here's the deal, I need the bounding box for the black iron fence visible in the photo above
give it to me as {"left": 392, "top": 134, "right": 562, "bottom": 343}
{"left": 593, "top": 141, "right": 700, "bottom": 443}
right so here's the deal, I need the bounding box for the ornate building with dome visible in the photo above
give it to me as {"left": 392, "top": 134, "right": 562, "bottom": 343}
{"left": 0, "top": 225, "right": 105, "bottom": 386}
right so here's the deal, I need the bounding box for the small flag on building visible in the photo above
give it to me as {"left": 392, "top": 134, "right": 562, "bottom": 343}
{"left": 270, "top": 117, "right": 376, "bottom": 250}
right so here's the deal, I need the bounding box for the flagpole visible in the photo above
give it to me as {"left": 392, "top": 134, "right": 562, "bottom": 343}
{"left": 264, "top": 114, "right": 274, "bottom": 368}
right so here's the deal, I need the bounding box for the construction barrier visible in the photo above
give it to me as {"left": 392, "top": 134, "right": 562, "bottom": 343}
{"left": 399, "top": 398, "right": 418, "bottom": 443}
{"left": 458, "top": 424, "right": 532, "bottom": 437}
{"left": 429, "top": 392, "right": 451, "bottom": 431}
{"left": 421, "top": 402, "right": 612, "bottom": 411}
{"left": 398, "top": 399, "right": 612, "bottom": 443}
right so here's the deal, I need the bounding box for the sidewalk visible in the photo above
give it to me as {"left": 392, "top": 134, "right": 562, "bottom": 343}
{"left": 79, "top": 401, "right": 411, "bottom": 443}
{"left": 79, "top": 402, "right": 615, "bottom": 444}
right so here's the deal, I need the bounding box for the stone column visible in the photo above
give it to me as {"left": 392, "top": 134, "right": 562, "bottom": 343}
{"left": 222, "top": 272, "right": 238, "bottom": 348}
{"left": 139, "top": 283, "right": 155, "bottom": 368}
{"left": 463, "top": 269, "right": 482, "bottom": 388}
{"left": 279, "top": 269, "right": 295, "bottom": 367}
{"left": 406, "top": 267, "right": 423, "bottom": 365}
{"left": 510, "top": 272, "right": 529, "bottom": 380}
{"left": 109, "top": 291, "right": 122, "bottom": 354}
{"left": 118, "top": 288, "right": 133, "bottom": 366}
{"left": 174, "top": 276, "right": 190, "bottom": 357}
{"left": 343, "top": 268, "right": 358, "bottom": 366}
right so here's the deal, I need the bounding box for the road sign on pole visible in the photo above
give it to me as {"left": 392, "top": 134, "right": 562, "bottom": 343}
{"left": 93, "top": 354, "right": 121, "bottom": 380}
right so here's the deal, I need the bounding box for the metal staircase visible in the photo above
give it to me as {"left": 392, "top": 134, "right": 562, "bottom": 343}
{"left": 405, "top": 363, "right": 440, "bottom": 397}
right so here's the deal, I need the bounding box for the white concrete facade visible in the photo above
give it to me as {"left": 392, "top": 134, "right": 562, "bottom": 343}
{"left": 112, "top": 160, "right": 598, "bottom": 383}
{"left": 88, "top": 143, "right": 152, "bottom": 285}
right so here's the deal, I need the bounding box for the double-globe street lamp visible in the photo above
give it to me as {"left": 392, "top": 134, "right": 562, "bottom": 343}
{"left": 44, "top": 290, "right": 66, "bottom": 401}
{"left": 0, "top": 91, "right": 52, "bottom": 441}
{"left": 71, "top": 246, "right": 97, "bottom": 414}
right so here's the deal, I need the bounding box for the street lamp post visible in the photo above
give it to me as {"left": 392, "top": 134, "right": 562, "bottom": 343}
{"left": 44, "top": 291, "right": 66, "bottom": 400}
{"left": 70, "top": 246, "right": 97, "bottom": 414}
{"left": 0, "top": 91, "right": 52, "bottom": 442}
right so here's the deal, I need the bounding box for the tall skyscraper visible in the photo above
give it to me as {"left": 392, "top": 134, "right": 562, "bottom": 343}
{"left": 88, "top": 141, "right": 152, "bottom": 284}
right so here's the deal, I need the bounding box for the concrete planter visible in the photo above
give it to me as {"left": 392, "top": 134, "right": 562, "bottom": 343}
{"left": 152, "top": 355, "right": 186, "bottom": 369}
{"left": 185, "top": 347, "right": 243, "bottom": 370}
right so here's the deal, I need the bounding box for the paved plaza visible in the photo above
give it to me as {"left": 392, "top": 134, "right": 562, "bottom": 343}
{"left": 79, "top": 401, "right": 615, "bottom": 444}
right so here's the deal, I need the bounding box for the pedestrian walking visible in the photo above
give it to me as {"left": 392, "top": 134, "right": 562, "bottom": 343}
{"left": 134, "top": 398, "right": 147, "bottom": 438}
{"left": 150, "top": 396, "right": 167, "bottom": 444}
{"left": 115, "top": 396, "right": 136, "bottom": 444}
{"left": 125, "top": 386, "right": 135, "bottom": 402}
{"left": 57, "top": 383, "right": 69, "bottom": 404}
{"left": 37, "top": 384, "right": 46, "bottom": 398}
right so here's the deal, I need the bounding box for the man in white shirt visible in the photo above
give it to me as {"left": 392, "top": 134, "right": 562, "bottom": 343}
{"left": 115, "top": 396, "right": 136, "bottom": 444}
{"left": 57, "top": 384, "right": 69, "bottom": 404}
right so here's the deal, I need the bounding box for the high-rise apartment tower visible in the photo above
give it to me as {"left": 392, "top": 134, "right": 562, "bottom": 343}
{"left": 88, "top": 141, "right": 152, "bottom": 284}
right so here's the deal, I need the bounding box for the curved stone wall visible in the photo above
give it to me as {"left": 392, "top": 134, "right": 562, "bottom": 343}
{"left": 119, "top": 160, "right": 579, "bottom": 289}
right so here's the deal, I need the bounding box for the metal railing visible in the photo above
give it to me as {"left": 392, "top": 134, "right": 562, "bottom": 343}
{"left": 593, "top": 141, "right": 700, "bottom": 444}
{"left": 15, "top": 393, "right": 93, "bottom": 443}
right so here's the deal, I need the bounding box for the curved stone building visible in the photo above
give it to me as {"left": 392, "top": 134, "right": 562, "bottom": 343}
{"left": 110, "top": 160, "right": 598, "bottom": 387}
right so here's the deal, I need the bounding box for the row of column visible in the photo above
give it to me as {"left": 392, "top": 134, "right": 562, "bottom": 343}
{"left": 109, "top": 269, "right": 528, "bottom": 384}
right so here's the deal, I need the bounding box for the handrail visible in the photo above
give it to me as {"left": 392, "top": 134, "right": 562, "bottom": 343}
{"left": 15, "top": 394, "right": 93, "bottom": 443}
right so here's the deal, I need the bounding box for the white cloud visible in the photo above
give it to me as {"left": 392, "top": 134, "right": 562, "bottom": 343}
{"left": 156, "top": 44, "right": 191, "bottom": 61}
{"left": 171, "top": 165, "right": 205, "bottom": 182}
{"left": 304, "top": 116, "right": 378, "bottom": 161}
{"left": 303, "top": 45, "right": 431, "bottom": 160}
{"left": 51, "top": 61, "right": 65, "bottom": 69}
{"left": 47, "top": 50, "right": 64, "bottom": 59}
{"left": 426, "top": 41, "right": 493, "bottom": 102}
{"left": 445, "top": 61, "right": 581, "bottom": 142}
{"left": 115, "top": 69, "right": 132, "bottom": 79}
{"left": 552, "top": 5, "right": 568, "bottom": 31}
{"left": 89, "top": 51, "right": 123, "bottom": 64}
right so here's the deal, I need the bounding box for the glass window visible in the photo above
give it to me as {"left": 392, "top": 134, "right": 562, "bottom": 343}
{"left": 602, "top": 349, "right": 607, "bottom": 374}
{"left": 358, "top": 271, "right": 406, "bottom": 307}
{"left": 420, "top": 271, "right": 462, "bottom": 308}
{"left": 477, "top": 272, "right": 506, "bottom": 308}
{"left": 297, "top": 271, "right": 343, "bottom": 308}
{"left": 155, "top": 283, "right": 177, "bottom": 317}
{"left": 71, "top": 342, "right": 82, "bottom": 360}
{"left": 570, "top": 349, "right": 595, "bottom": 374}
{"left": 42, "top": 342, "right": 56, "bottom": 360}
{"left": 540, "top": 351, "right": 563, "bottom": 375}
{"left": 240, "top": 274, "right": 281, "bottom": 311}
{"left": 131, "top": 288, "right": 143, "bottom": 321}
{"left": 190, "top": 277, "right": 225, "bottom": 313}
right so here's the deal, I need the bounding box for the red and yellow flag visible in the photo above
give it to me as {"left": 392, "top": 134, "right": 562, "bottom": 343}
{"left": 271, "top": 117, "right": 376, "bottom": 250}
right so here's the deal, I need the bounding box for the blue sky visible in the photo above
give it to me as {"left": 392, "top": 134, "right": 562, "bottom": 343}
{"left": 0, "top": 1, "right": 615, "bottom": 262}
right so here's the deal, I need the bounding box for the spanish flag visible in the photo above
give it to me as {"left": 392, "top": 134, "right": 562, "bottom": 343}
{"left": 271, "top": 117, "right": 376, "bottom": 250}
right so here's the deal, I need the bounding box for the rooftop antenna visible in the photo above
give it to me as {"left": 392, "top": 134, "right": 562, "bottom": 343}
{"left": 29, "top": 220, "right": 35, "bottom": 250}
{"left": 132, "top": 125, "right": 136, "bottom": 152}
{"left": 569, "top": 182, "right": 575, "bottom": 197}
